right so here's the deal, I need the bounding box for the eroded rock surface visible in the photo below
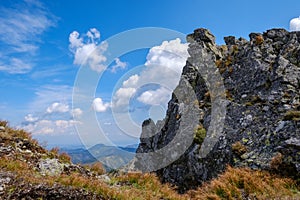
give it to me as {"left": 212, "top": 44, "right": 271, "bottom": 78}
{"left": 135, "top": 28, "right": 300, "bottom": 192}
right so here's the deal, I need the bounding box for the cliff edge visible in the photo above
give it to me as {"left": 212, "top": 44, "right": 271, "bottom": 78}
{"left": 136, "top": 28, "right": 300, "bottom": 192}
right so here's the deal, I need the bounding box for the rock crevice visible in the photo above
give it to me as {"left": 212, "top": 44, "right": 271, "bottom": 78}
{"left": 135, "top": 28, "right": 300, "bottom": 192}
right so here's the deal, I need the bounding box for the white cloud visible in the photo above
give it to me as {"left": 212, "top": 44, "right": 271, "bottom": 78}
{"left": 290, "top": 17, "right": 300, "bottom": 31}
{"left": 114, "top": 87, "right": 137, "bottom": 108}
{"left": 71, "top": 108, "right": 83, "bottom": 118}
{"left": 37, "top": 127, "right": 54, "bottom": 135}
{"left": 69, "top": 31, "right": 82, "bottom": 49}
{"left": 87, "top": 28, "right": 100, "bottom": 41}
{"left": 92, "top": 98, "right": 110, "bottom": 112}
{"left": 23, "top": 119, "right": 54, "bottom": 135}
{"left": 69, "top": 28, "right": 108, "bottom": 73}
{"left": 112, "top": 38, "right": 189, "bottom": 109}
{"left": 137, "top": 87, "right": 171, "bottom": 105}
{"left": 122, "top": 74, "right": 139, "bottom": 88}
{"left": 145, "top": 38, "right": 189, "bottom": 72}
{"left": 111, "top": 58, "right": 127, "bottom": 73}
{"left": 29, "top": 85, "right": 72, "bottom": 113}
{"left": 0, "top": 58, "right": 32, "bottom": 74}
{"left": 21, "top": 84, "right": 83, "bottom": 136}
{"left": 55, "top": 120, "right": 69, "bottom": 129}
{"left": 21, "top": 85, "right": 79, "bottom": 136}
{"left": 46, "top": 102, "right": 69, "bottom": 113}
{"left": 24, "top": 114, "right": 38, "bottom": 122}
{"left": 0, "top": 0, "right": 56, "bottom": 74}
{"left": 22, "top": 118, "right": 81, "bottom": 135}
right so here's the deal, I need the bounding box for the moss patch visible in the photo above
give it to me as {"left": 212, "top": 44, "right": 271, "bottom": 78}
{"left": 194, "top": 125, "right": 206, "bottom": 145}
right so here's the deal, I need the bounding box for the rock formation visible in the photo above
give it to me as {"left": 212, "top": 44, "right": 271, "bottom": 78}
{"left": 135, "top": 28, "right": 300, "bottom": 192}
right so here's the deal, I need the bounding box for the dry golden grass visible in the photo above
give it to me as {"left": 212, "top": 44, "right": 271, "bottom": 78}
{"left": 0, "top": 156, "right": 186, "bottom": 200}
{"left": 112, "top": 172, "right": 187, "bottom": 200}
{"left": 255, "top": 35, "right": 264, "bottom": 45}
{"left": 270, "top": 152, "right": 283, "bottom": 171}
{"left": 231, "top": 141, "right": 247, "bottom": 156}
{"left": 0, "top": 121, "right": 299, "bottom": 200}
{"left": 0, "top": 120, "right": 8, "bottom": 127}
{"left": 1, "top": 154, "right": 299, "bottom": 200}
{"left": 58, "top": 152, "right": 72, "bottom": 164}
{"left": 188, "top": 166, "right": 299, "bottom": 200}
{"left": 87, "top": 162, "right": 106, "bottom": 175}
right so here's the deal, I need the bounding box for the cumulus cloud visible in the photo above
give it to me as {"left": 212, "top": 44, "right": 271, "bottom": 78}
{"left": 112, "top": 38, "right": 189, "bottom": 109}
{"left": 71, "top": 108, "right": 83, "bottom": 118}
{"left": 20, "top": 85, "right": 82, "bottom": 136}
{"left": 111, "top": 58, "right": 127, "bottom": 73}
{"left": 0, "top": 0, "right": 56, "bottom": 74}
{"left": 137, "top": 87, "right": 171, "bottom": 106}
{"left": 145, "top": 38, "right": 189, "bottom": 72}
{"left": 122, "top": 74, "right": 139, "bottom": 87}
{"left": 27, "top": 85, "right": 72, "bottom": 115}
{"left": 69, "top": 28, "right": 108, "bottom": 73}
{"left": 92, "top": 98, "right": 110, "bottom": 112}
{"left": 24, "top": 114, "right": 38, "bottom": 122}
{"left": 290, "top": 17, "right": 300, "bottom": 31}
{"left": 69, "top": 31, "right": 83, "bottom": 49}
{"left": 114, "top": 87, "right": 137, "bottom": 108}
{"left": 46, "top": 102, "right": 69, "bottom": 113}
{"left": 23, "top": 119, "right": 54, "bottom": 135}
{"left": 22, "top": 119, "right": 80, "bottom": 135}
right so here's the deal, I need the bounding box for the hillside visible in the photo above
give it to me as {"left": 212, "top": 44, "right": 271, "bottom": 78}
{"left": 0, "top": 120, "right": 299, "bottom": 199}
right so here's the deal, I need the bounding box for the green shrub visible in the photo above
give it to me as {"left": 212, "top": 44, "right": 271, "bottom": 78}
{"left": 194, "top": 125, "right": 206, "bottom": 145}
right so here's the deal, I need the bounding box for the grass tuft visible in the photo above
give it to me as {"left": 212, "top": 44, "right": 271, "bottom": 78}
{"left": 188, "top": 166, "right": 299, "bottom": 200}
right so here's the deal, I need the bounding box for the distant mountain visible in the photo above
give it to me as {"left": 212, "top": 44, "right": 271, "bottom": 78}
{"left": 61, "top": 144, "right": 137, "bottom": 171}
{"left": 119, "top": 144, "right": 138, "bottom": 153}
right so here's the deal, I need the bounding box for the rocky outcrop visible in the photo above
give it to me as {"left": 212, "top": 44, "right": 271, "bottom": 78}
{"left": 0, "top": 122, "right": 103, "bottom": 199}
{"left": 135, "top": 28, "right": 300, "bottom": 192}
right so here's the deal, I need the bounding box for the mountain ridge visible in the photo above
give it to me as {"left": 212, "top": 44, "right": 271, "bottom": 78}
{"left": 61, "top": 143, "right": 136, "bottom": 171}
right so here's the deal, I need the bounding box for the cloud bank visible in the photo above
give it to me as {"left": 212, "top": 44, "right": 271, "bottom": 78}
{"left": 111, "top": 38, "right": 189, "bottom": 110}
{"left": 22, "top": 84, "right": 83, "bottom": 135}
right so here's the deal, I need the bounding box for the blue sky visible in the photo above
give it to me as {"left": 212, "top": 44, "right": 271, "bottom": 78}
{"left": 0, "top": 0, "right": 300, "bottom": 148}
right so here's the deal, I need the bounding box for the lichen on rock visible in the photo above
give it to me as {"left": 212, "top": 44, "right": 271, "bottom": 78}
{"left": 135, "top": 28, "right": 300, "bottom": 192}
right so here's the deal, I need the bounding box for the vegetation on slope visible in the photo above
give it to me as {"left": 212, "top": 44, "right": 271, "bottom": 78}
{"left": 0, "top": 120, "right": 299, "bottom": 199}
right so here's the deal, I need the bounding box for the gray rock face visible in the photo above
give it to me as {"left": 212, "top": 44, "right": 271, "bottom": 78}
{"left": 135, "top": 28, "right": 300, "bottom": 192}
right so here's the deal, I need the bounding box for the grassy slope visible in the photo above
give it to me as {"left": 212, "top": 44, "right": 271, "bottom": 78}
{"left": 0, "top": 121, "right": 299, "bottom": 200}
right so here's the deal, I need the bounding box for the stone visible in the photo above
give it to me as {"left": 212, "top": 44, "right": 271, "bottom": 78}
{"left": 188, "top": 28, "right": 215, "bottom": 44}
{"left": 285, "top": 138, "right": 300, "bottom": 149}
{"left": 135, "top": 28, "right": 300, "bottom": 192}
{"left": 224, "top": 36, "right": 236, "bottom": 45}
{"left": 98, "top": 174, "right": 111, "bottom": 183}
{"left": 37, "top": 158, "right": 64, "bottom": 176}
